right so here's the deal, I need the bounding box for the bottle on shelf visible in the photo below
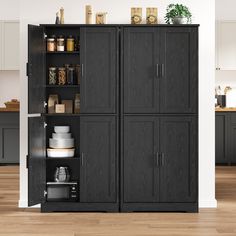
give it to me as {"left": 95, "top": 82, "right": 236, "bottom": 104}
{"left": 74, "top": 94, "right": 80, "bottom": 114}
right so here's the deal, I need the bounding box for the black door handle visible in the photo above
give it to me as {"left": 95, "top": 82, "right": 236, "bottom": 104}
{"left": 156, "top": 152, "right": 160, "bottom": 167}
{"left": 161, "top": 153, "right": 165, "bottom": 166}
{"left": 156, "top": 64, "right": 160, "bottom": 78}
{"left": 161, "top": 64, "right": 165, "bottom": 77}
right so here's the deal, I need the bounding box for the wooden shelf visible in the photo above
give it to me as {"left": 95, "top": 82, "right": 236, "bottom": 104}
{"left": 44, "top": 113, "right": 80, "bottom": 117}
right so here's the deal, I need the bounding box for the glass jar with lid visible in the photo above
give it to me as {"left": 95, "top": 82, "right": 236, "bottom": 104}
{"left": 48, "top": 67, "right": 57, "bottom": 85}
{"left": 57, "top": 35, "right": 65, "bottom": 51}
{"left": 47, "top": 35, "right": 56, "bottom": 51}
{"left": 58, "top": 67, "right": 66, "bottom": 85}
{"left": 67, "top": 67, "right": 76, "bottom": 85}
{"left": 67, "top": 35, "right": 75, "bottom": 52}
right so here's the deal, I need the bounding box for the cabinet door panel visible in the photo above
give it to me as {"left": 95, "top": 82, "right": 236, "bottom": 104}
{"left": 0, "top": 126, "right": 19, "bottom": 163}
{"left": 160, "top": 117, "right": 197, "bottom": 202}
{"left": 124, "top": 28, "right": 159, "bottom": 113}
{"left": 123, "top": 116, "right": 159, "bottom": 203}
{"left": 28, "top": 117, "right": 46, "bottom": 206}
{"left": 160, "top": 28, "right": 198, "bottom": 113}
{"left": 229, "top": 113, "right": 236, "bottom": 164}
{"left": 215, "top": 113, "right": 228, "bottom": 164}
{"left": 28, "top": 25, "right": 45, "bottom": 114}
{"left": 80, "top": 116, "right": 117, "bottom": 203}
{"left": 80, "top": 27, "right": 117, "bottom": 113}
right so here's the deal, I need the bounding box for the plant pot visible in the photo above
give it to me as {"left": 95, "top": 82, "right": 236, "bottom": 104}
{"left": 171, "top": 16, "right": 188, "bottom": 24}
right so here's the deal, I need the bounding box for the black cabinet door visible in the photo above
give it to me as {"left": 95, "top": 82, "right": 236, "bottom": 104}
{"left": 28, "top": 117, "right": 46, "bottom": 206}
{"left": 123, "top": 116, "right": 160, "bottom": 203}
{"left": 160, "top": 28, "right": 198, "bottom": 113}
{"left": 123, "top": 28, "right": 160, "bottom": 113}
{"left": 229, "top": 113, "right": 236, "bottom": 164}
{"left": 215, "top": 113, "right": 228, "bottom": 164}
{"left": 80, "top": 27, "right": 117, "bottom": 114}
{"left": 80, "top": 116, "right": 117, "bottom": 203}
{"left": 28, "top": 25, "right": 45, "bottom": 114}
{"left": 159, "top": 117, "right": 197, "bottom": 203}
{"left": 0, "top": 125, "right": 19, "bottom": 163}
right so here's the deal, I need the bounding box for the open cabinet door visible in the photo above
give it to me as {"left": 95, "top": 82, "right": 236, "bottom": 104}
{"left": 28, "top": 25, "right": 45, "bottom": 114}
{"left": 28, "top": 117, "right": 46, "bottom": 206}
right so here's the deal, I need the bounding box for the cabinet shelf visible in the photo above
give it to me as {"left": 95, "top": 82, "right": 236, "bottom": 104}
{"left": 46, "top": 85, "right": 80, "bottom": 88}
{"left": 46, "top": 157, "right": 80, "bottom": 160}
{"left": 46, "top": 51, "right": 80, "bottom": 55}
{"left": 44, "top": 113, "right": 80, "bottom": 117}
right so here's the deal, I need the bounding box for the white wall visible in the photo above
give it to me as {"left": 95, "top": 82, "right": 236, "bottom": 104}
{"left": 0, "top": 0, "right": 20, "bottom": 107}
{"left": 19, "top": 0, "right": 216, "bottom": 208}
{"left": 216, "top": 0, "right": 236, "bottom": 88}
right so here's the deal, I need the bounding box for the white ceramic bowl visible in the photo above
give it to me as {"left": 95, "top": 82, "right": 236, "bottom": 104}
{"left": 54, "top": 126, "right": 70, "bottom": 133}
{"left": 49, "top": 138, "right": 74, "bottom": 149}
{"left": 52, "top": 133, "right": 72, "bottom": 139}
{"left": 47, "top": 148, "right": 75, "bottom": 158}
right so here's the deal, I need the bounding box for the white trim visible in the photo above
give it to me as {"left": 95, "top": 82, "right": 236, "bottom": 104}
{"left": 18, "top": 200, "right": 40, "bottom": 208}
{"left": 199, "top": 199, "right": 217, "bottom": 208}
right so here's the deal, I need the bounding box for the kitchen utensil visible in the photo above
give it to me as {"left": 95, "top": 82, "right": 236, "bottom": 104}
{"left": 54, "top": 166, "right": 70, "bottom": 182}
{"left": 49, "top": 138, "right": 74, "bottom": 149}
{"left": 52, "top": 133, "right": 72, "bottom": 139}
{"left": 54, "top": 126, "right": 70, "bottom": 133}
{"left": 47, "top": 148, "right": 75, "bottom": 158}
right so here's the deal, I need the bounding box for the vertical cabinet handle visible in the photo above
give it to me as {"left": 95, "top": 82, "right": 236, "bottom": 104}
{"left": 81, "top": 64, "right": 84, "bottom": 77}
{"left": 161, "top": 64, "right": 165, "bottom": 77}
{"left": 156, "top": 152, "right": 159, "bottom": 167}
{"left": 81, "top": 152, "right": 84, "bottom": 166}
{"left": 156, "top": 64, "right": 159, "bottom": 78}
{"left": 161, "top": 153, "right": 165, "bottom": 166}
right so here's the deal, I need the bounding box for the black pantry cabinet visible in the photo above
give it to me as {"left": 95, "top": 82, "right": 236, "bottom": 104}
{"left": 27, "top": 24, "right": 199, "bottom": 212}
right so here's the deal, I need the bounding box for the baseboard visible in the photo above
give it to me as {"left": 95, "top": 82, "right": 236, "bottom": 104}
{"left": 199, "top": 199, "right": 217, "bottom": 208}
{"left": 18, "top": 200, "right": 40, "bottom": 208}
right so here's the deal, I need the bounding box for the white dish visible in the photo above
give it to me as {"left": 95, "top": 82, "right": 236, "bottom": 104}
{"left": 52, "top": 133, "right": 72, "bottom": 139}
{"left": 49, "top": 138, "right": 74, "bottom": 149}
{"left": 47, "top": 148, "right": 75, "bottom": 158}
{"left": 54, "top": 126, "right": 70, "bottom": 133}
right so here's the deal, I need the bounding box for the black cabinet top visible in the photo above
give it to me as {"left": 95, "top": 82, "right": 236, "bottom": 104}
{"left": 40, "top": 24, "right": 200, "bottom": 28}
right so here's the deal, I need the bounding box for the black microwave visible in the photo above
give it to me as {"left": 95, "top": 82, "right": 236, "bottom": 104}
{"left": 46, "top": 182, "right": 79, "bottom": 202}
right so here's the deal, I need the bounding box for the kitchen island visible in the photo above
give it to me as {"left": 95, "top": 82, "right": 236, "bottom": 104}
{"left": 216, "top": 108, "right": 236, "bottom": 165}
{"left": 0, "top": 108, "right": 19, "bottom": 164}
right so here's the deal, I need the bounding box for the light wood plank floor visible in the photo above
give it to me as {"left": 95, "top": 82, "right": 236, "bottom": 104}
{"left": 0, "top": 166, "right": 235, "bottom": 236}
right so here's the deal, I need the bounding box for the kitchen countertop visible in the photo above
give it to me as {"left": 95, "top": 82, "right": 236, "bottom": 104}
{"left": 215, "top": 107, "right": 236, "bottom": 112}
{"left": 0, "top": 107, "right": 19, "bottom": 112}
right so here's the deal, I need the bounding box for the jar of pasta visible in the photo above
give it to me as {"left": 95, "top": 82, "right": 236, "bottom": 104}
{"left": 58, "top": 67, "right": 66, "bottom": 85}
{"left": 48, "top": 67, "right": 57, "bottom": 85}
{"left": 47, "top": 36, "right": 56, "bottom": 51}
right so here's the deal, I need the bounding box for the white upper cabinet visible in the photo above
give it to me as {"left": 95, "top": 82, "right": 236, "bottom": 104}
{"left": 0, "top": 21, "right": 19, "bottom": 70}
{"left": 216, "top": 21, "right": 236, "bottom": 70}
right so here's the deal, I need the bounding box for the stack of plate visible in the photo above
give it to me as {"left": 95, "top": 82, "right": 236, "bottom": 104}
{"left": 47, "top": 126, "right": 75, "bottom": 158}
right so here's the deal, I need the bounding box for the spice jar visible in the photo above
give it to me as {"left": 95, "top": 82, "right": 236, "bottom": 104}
{"left": 67, "top": 67, "right": 76, "bottom": 85}
{"left": 67, "top": 36, "right": 75, "bottom": 52}
{"left": 75, "top": 64, "right": 80, "bottom": 85}
{"left": 58, "top": 67, "right": 66, "bottom": 85}
{"left": 57, "top": 35, "right": 65, "bottom": 51}
{"left": 74, "top": 94, "right": 80, "bottom": 113}
{"left": 48, "top": 67, "right": 57, "bottom": 85}
{"left": 47, "top": 36, "right": 56, "bottom": 51}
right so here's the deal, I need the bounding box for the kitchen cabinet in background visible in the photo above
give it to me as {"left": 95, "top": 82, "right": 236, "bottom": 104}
{"left": 0, "top": 112, "right": 19, "bottom": 164}
{"left": 216, "top": 21, "right": 236, "bottom": 70}
{"left": 0, "top": 21, "right": 19, "bottom": 70}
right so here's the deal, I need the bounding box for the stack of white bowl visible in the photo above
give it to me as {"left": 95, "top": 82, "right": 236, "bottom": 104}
{"left": 47, "top": 126, "right": 75, "bottom": 158}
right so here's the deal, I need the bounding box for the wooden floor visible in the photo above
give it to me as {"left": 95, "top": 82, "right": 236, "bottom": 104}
{"left": 0, "top": 166, "right": 235, "bottom": 236}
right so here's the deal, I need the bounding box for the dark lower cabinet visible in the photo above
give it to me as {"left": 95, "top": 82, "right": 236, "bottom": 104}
{"left": 215, "top": 112, "right": 236, "bottom": 164}
{"left": 122, "top": 116, "right": 198, "bottom": 212}
{"left": 0, "top": 112, "right": 19, "bottom": 164}
{"left": 80, "top": 116, "right": 117, "bottom": 203}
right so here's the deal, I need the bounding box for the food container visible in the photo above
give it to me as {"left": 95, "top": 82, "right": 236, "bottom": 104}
{"left": 52, "top": 133, "right": 72, "bottom": 139}
{"left": 47, "top": 36, "right": 56, "bottom": 51}
{"left": 4, "top": 99, "right": 20, "bottom": 109}
{"left": 67, "top": 36, "right": 75, "bottom": 51}
{"left": 48, "top": 67, "right": 57, "bottom": 85}
{"left": 47, "top": 148, "right": 75, "bottom": 158}
{"left": 54, "top": 166, "right": 70, "bottom": 182}
{"left": 57, "top": 36, "right": 65, "bottom": 51}
{"left": 49, "top": 138, "right": 74, "bottom": 149}
{"left": 58, "top": 67, "right": 66, "bottom": 85}
{"left": 54, "top": 126, "right": 70, "bottom": 133}
{"left": 67, "top": 67, "right": 76, "bottom": 85}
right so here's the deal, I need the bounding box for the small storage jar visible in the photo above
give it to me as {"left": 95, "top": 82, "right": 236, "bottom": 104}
{"left": 66, "top": 35, "right": 75, "bottom": 52}
{"left": 47, "top": 35, "right": 56, "bottom": 51}
{"left": 57, "top": 35, "right": 65, "bottom": 51}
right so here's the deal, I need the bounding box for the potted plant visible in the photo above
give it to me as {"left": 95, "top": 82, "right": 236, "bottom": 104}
{"left": 165, "top": 4, "right": 192, "bottom": 24}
